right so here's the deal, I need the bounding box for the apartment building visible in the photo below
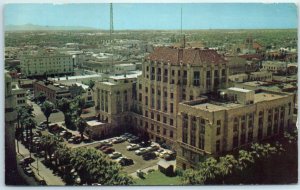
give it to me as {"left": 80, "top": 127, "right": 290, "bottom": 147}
{"left": 176, "top": 87, "right": 294, "bottom": 169}
{"left": 20, "top": 51, "right": 74, "bottom": 77}
{"left": 133, "top": 47, "right": 229, "bottom": 148}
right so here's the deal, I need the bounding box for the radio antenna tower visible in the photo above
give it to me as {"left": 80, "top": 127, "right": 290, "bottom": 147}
{"left": 180, "top": 5, "right": 185, "bottom": 48}
{"left": 180, "top": 6, "right": 183, "bottom": 35}
{"left": 110, "top": 3, "right": 114, "bottom": 42}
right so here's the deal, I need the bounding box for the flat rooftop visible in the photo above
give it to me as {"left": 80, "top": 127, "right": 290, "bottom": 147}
{"left": 254, "top": 92, "right": 286, "bottom": 103}
{"left": 192, "top": 102, "right": 243, "bottom": 112}
{"left": 49, "top": 74, "right": 102, "bottom": 81}
{"left": 102, "top": 81, "right": 115, "bottom": 86}
{"left": 87, "top": 120, "right": 105, "bottom": 127}
{"left": 109, "top": 70, "right": 142, "bottom": 80}
{"left": 228, "top": 87, "right": 252, "bottom": 93}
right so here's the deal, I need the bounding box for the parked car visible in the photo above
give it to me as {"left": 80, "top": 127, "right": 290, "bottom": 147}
{"left": 23, "top": 166, "right": 34, "bottom": 176}
{"left": 128, "top": 137, "right": 140, "bottom": 143}
{"left": 20, "top": 156, "right": 35, "bottom": 165}
{"left": 99, "top": 146, "right": 109, "bottom": 151}
{"left": 142, "top": 152, "right": 157, "bottom": 160}
{"left": 68, "top": 136, "right": 75, "bottom": 143}
{"left": 73, "top": 136, "right": 81, "bottom": 144}
{"left": 119, "top": 158, "right": 134, "bottom": 166}
{"left": 135, "top": 148, "right": 148, "bottom": 155}
{"left": 103, "top": 148, "right": 115, "bottom": 154}
{"left": 109, "top": 152, "right": 122, "bottom": 159}
{"left": 112, "top": 137, "right": 125, "bottom": 144}
{"left": 52, "top": 109, "right": 59, "bottom": 113}
{"left": 64, "top": 132, "right": 73, "bottom": 139}
{"left": 139, "top": 141, "right": 152, "bottom": 147}
{"left": 164, "top": 152, "right": 176, "bottom": 161}
{"left": 149, "top": 145, "right": 160, "bottom": 151}
{"left": 126, "top": 144, "right": 141, "bottom": 151}
{"left": 59, "top": 130, "right": 67, "bottom": 137}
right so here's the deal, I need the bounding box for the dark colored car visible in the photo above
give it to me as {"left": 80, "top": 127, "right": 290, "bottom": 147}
{"left": 73, "top": 137, "right": 81, "bottom": 144}
{"left": 142, "top": 152, "right": 157, "bottom": 160}
{"left": 20, "top": 157, "right": 35, "bottom": 165}
{"left": 128, "top": 137, "right": 140, "bottom": 143}
{"left": 139, "top": 141, "right": 152, "bottom": 147}
{"left": 119, "top": 158, "right": 134, "bottom": 166}
{"left": 99, "top": 146, "right": 109, "bottom": 151}
{"left": 103, "top": 148, "right": 115, "bottom": 154}
{"left": 64, "top": 132, "right": 73, "bottom": 140}
{"left": 164, "top": 152, "right": 176, "bottom": 161}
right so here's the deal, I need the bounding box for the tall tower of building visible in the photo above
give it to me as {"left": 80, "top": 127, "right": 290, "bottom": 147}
{"left": 5, "top": 71, "right": 17, "bottom": 184}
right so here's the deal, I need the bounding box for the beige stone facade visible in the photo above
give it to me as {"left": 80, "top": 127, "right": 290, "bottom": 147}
{"left": 20, "top": 51, "right": 74, "bottom": 77}
{"left": 133, "top": 47, "right": 229, "bottom": 149}
{"left": 94, "top": 74, "right": 139, "bottom": 138}
{"left": 176, "top": 88, "right": 294, "bottom": 169}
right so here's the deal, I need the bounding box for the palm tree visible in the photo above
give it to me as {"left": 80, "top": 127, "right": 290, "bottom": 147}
{"left": 24, "top": 117, "right": 36, "bottom": 158}
{"left": 218, "top": 155, "right": 238, "bottom": 183}
{"left": 199, "top": 157, "right": 219, "bottom": 183}
{"left": 76, "top": 118, "right": 87, "bottom": 140}
{"left": 41, "top": 101, "right": 54, "bottom": 128}
{"left": 237, "top": 150, "right": 254, "bottom": 170}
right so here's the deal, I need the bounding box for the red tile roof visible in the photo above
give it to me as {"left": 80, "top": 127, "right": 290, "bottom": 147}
{"left": 147, "top": 47, "right": 226, "bottom": 65}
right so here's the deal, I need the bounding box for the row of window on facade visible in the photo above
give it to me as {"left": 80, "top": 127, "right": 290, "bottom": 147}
{"left": 144, "top": 66, "right": 226, "bottom": 86}
{"left": 143, "top": 110, "right": 175, "bottom": 126}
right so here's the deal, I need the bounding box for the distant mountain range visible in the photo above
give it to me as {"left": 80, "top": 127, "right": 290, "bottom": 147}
{"left": 5, "top": 24, "right": 98, "bottom": 31}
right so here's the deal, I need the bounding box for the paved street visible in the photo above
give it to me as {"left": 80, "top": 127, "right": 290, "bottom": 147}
{"left": 16, "top": 140, "right": 65, "bottom": 186}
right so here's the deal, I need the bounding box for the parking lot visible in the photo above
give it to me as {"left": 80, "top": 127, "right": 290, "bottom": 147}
{"left": 83, "top": 135, "right": 175, "bottom": 175}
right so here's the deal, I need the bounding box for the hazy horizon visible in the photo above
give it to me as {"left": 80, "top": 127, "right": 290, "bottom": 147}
{"left": 4, "top": 3, "right": 298, "bottom": 30}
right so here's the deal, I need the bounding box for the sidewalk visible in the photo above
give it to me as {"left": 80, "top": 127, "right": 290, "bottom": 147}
{"left": 16, "top": 140, "right": 65, "bottom": 186}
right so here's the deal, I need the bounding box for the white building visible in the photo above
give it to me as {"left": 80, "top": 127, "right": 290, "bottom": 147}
{"left": 20, "top": 51, "right": 74, "bottom": 77}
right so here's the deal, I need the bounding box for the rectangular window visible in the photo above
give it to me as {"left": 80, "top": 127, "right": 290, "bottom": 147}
{"left": 163, "top": 117, "right": 167, "bottom": 124}
{"left": 193, "top": 71, "right": 200, "bottom": 86}
{"left": 170, "top": 103, "right": 174, "bottom": 113}
{"left": 170, "top": 130, "right": 174, "bottom": 138}
{"left": 216, "top": 140, "right": 220, "bottom": 152}
{"left": 157, "top": 114, "right": 160, "bottom": 121}
{"left": 157, "top": 126, "right": 160, "bottom": 133}
{"left": 163, "top": 128, "right": 166, "bottom": 135}
{"left": 216, "top": 127, "right": 221, "bottom": 136}
{"left": 170, "top": 119, "right": 173, "bottom": 126}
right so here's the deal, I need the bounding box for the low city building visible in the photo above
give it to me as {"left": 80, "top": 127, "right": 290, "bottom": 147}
{"left": 33, "top": 80, "right": 71, "bottom": 103}
{"left": 176, "top": 87, "right": 294, "bottom": 169}
{"left": 85, "top": 120, "right": 111, "bottom": 140}
{"left": 69, "top": 83, "right": 94, "bottom": 107}
{"left": 20, "top": 50, "right": 74, "bottom": 77}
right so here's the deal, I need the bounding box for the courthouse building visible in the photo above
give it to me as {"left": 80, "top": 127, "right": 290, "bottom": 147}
{"left": 176, "top": 87, "right": 294, "bottom": 169}
{"left": 133, "top": 47, "right": 229, "bottom": 148}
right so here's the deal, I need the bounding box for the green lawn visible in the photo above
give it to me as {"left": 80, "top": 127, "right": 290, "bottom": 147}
{"left": 134, "top": 171, "right": 182, "bottom": 185}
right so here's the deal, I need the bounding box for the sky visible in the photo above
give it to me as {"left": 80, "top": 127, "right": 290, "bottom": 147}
{"left": 4, "top": 3, "right": 298, "bottom": 30}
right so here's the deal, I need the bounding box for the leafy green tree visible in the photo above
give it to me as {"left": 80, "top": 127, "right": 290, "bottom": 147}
{"left": 36, "top": 92, "right": 46, "bottom": 103}
{"left": 76, "top": 118, "right": 87, "bottom": 140}
{"left": 41, "top": 101, "right": 54, "bottom": 128}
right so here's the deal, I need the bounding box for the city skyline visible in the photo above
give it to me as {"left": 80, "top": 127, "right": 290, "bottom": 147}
{"left": 4, "top": 3, "right": 298, "bottom": 30}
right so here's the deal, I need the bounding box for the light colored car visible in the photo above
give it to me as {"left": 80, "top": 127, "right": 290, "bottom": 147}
{"left": 127, "top": 144, "right": 140, "bottom": 151}
{"left": 109, "top": 152, "right": 122, "bottom": 159}
{"left": 135, "top": 148, "right": 148, "bottom": 155}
